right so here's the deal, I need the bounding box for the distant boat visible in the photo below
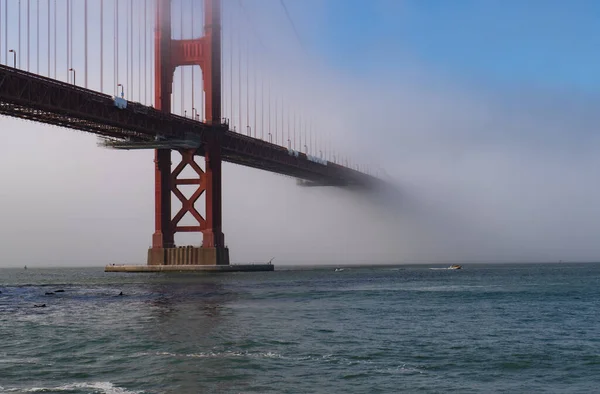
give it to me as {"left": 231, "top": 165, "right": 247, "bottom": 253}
{"left": 24, "top": 265, "right": 27, "bottom": 270}
{"left": 448, "top": 264, "right": 462, "bottom": 270}
{"left": 335, "top": 268, "right": 344, "bottom": 272}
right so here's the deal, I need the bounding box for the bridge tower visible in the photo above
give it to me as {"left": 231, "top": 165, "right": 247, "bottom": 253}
{"left": 148, "top": 0, "right": 229, "bottom": 266}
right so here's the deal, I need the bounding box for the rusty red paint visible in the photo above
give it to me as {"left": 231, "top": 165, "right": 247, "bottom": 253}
{"left": 153, "top": 0, "right": 224, "bottom": 249}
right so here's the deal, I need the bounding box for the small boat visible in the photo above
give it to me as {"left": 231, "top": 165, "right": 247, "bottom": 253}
{"left": 448, "top": 264, "right": 462, "bottom": 270}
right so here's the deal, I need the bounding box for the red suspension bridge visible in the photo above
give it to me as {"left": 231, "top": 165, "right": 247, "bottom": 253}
{"left": 0, "top": 0, "right": 392, "bottom": 269}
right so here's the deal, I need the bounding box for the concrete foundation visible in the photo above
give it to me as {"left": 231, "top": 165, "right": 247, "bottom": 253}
{"left": 147, "top": 246, "right": 230, "bottom": 266}
{"left": 105, "top": 246, "right": 274, "bottom": 273}
{"left": 105, "top": 264, "right": 274, "bottom": 273}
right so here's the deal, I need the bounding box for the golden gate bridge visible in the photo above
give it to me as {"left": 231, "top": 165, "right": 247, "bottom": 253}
{"left": 0, "top": 0, "right": 393, "bottom": 271}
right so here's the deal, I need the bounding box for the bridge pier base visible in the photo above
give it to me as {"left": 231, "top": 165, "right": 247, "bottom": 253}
{"left": 148, "top": 246, "right": 230, "bottom": 266}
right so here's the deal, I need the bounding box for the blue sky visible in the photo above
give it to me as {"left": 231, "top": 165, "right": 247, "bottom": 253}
{"left": 291, "top": 0, "right": 600, "bottom": 92}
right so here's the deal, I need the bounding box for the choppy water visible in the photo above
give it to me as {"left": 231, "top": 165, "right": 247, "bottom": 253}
{"left": 1, "top": 263, "right": 600, "bottom": 393}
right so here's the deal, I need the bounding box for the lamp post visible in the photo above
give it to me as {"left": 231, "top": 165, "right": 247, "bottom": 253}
{"left": 287, "top": 139, "right": 291, "bottom": 150}
{"left": 8, "top": 49, "right": 16, "bottom": 68}
{"left": 268, "top": 132, "right": 272, "bottom": 143}
{"left": 117, "top": 83, "right": 124, "bottom": 98}
{"left": 304, "top": 144, "right": 308, "bottom": 154}
{"left": 69, "top": 68, "right": 76, "bottom": 85}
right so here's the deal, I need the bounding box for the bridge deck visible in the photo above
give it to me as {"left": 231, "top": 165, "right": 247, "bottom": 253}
{"left": 0, "top": 65, "right": 386, "bottom": 189}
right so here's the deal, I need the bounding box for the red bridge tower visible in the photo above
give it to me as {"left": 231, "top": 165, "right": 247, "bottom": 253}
{"left": 149, "top": 0, "right": 228, "bottom": 265}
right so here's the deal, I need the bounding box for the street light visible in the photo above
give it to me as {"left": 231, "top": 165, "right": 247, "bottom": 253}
{"left": 8, "top": 49, "right": 16, "bottom": 68}
{"left": 117, "top": 83, "right": 124, "bottom": 98}
{"left": 319, "top": 150, "right": 323, "bottom": 159}
{"left": 304, "top": 144, "right": 308, "bottom": 154}
{"left": 69, "top": 68, "right": 76, "bottom": 85}
{"left": 287, "top": 139, "right": 291, "bottom": 149}
{"left": 247, "top": 125, "right": 252, "bottom": 136}
{"left": 268, "top": 132, "right": 272, "bottom": 143}
{"left": 192, "top": 107, "right": 197, "bottom": 119}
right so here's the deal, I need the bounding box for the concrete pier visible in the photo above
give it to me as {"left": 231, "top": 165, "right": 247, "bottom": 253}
{"left": 148, "top": 246, "right": 230, "bottom": 266}
{"left": 104, "top": 264, "right": 274, "bottom": 273}
{"left": 105, "top": 245, "right": 274, "bottom": 273}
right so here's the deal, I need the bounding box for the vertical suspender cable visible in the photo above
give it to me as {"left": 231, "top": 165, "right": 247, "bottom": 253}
{"left": 84, "top": 0, "right": 88, "bottom": 88}
{"left": 310, "top": 121, "right": 313, "bottom": 154}
{"left": 253, "top": 48, "right": 256, "bottom": 137}
{"left": 115, "top": 0, "right": 122, "bottom": 95}
{"left": 144, "top": 0, "right": 147, "bottom": 104}
{"left": 18, "top": 0, "right": 21, "bottom": 68}
{"left": 4, "top": 0, "right": 7, "bottom": 66}
{"left": 268, "top": 80, "right": 271, "bottom": 141}
{"left": 261, "top": 67, "right": 264, "bottom": 140}
{"left": 131, "top": 0, "right": 134, "bottom": 101}
{"left": 305, "top": 120, "right": 309, "bottom": 155}
{"left": 245, "top": 40, "right": 249, "bottom": 134}
{"left": 138, "top": 0, "right": 141, "bottom": 102}
{"left": 36, "top": 0, "right": 39, "bottom": 74}
{"left": 0, "top": 0, "right": 2, "bottom": 64}
{"left": 309, "top": 121, "right": 312, "bottom": 155}
{"left": 293, "top": 111, "right": 296, "bottom": 150}
{"left": 53, "top": 0, "right": 56, "bottom": 78}
{"left": 218, "top": 2, "right": 223, "bottom": 123}
{"left": 274, "top": 98, "right": 278, "bottom": 144}
{"left": 299, "top": 117, "right": 302, "bottom": 152}
{"left": 66, "top": 0, "right": 69, "bottom": 79}
{"left": 279, "top": 98, "right": 283, "bottom": 145}
{"left": 237, "top": 31, "right": 241, "bottom": 131}
{"left": 310, "top": 121, "right": 312, "bottom": 155}
{"left": 126, "top": 0, "right": 129, "bottom": 98}
{"left": 27, "top": 0, "right": 29, "bottom": 71}
{"left": 115, "top": 0, "right": 118, "bottom": 95}
{"left": 149, "top": 0, "right": 152, "bottom": 106}
{"left": 229, "top": 18, "right": 233, "bottom": 125}
{"left": 46, "top": 0, "right": 49, "bottom": 75}
{"left": 100, "top": 0, "right": 103, "bottom": 92}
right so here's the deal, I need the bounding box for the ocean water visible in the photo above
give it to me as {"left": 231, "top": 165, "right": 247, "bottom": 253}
{"left": 1, "top": 263, "right": 600, "bottom": 393}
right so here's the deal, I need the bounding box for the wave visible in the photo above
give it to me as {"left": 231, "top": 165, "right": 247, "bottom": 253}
{"left": 137, "top": 350, "right": 393, "bottom": 367}
{"left": 0, "top": 381, "right": 141, "bottom": 394}
{"left": 136, "top": 350, "right": 283, "bottom": 360}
